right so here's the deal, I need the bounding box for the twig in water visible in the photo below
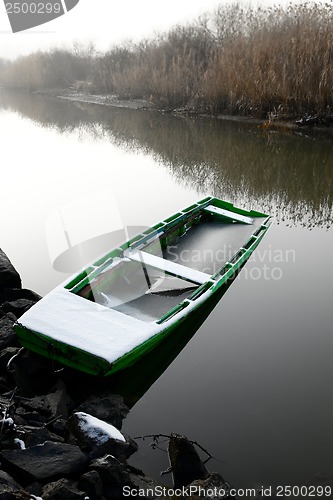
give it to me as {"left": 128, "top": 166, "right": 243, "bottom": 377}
{"left": 133, "top": 433, "right": 223, "bottom": 464}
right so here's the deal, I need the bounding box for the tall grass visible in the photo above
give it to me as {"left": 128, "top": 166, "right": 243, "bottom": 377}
{"left": 1, "top": 3, "right": 333, "bottom": 118}
{"left": 202, "top": 2, "right": 333, "bottom": 117}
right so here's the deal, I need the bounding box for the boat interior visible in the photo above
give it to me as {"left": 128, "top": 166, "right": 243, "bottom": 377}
{"left": 64, "top": 199, "right": 269, "bottom": 323}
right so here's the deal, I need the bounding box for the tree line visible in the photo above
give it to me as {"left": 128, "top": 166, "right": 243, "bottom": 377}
{"left": 1, "top": 3, "right": 333, "bottom": 119}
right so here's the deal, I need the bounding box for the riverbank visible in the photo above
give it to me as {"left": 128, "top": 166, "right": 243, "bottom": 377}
{"left": 0, "top": 249, "right": 233, "bottom": 499}
{"left": 4, "top": 84, "right": 333, "bottom": 134}
{"left": 25, "top": 87, "right": 318, "bottom": 133}
{"left": 2, "top": 3, "right": 333, "bottom": 125}
{"left": 50, "top": 89, "right": 333, "bottom": 133}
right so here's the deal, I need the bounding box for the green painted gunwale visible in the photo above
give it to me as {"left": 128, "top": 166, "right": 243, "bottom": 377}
{"left": 14, "top": 196, "right": 271, "bottom": 376}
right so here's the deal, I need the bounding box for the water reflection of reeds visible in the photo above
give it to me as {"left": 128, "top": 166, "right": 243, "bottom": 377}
{"left": 2, "top": 90, "right": 332, "bottom": 228}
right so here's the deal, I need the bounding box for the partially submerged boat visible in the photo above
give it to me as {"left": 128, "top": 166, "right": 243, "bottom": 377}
{"left": 15, "top": 196, "right": 271, "bottom": 376}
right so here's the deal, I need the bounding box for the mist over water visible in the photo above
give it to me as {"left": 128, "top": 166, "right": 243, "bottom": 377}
{"left": 1, "top": 90, "right": 332, "bottom": 489}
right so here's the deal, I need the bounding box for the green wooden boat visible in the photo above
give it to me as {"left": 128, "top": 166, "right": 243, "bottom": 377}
{"left": 14, "top": 196, "right": 271, "bottom": 376}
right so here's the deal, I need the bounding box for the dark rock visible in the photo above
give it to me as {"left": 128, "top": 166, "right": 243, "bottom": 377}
{"left": 68, "top": 411, "right": 120, "bottom": 449}
{"left": 128, "top": 471, "right": 166, "bottom": 499}
{"left": 46, "top": 380, "right": 74, "bottom": 419}
{"left": 9, "top": 415, "right": 27, "bottom": 428}
{"left": 76, "top": 394, "right": 129, "bottom": 429}
{"left": 0, "top": 286, "right": 40, "bottom": 320}
{"left": 0, "top": 250, "right": 21, "bottom": 291}
{"left": 78, "top": 470, "right": 103, "bottom": 500}
{"left": 15, "top": 425, "right": 64, "bottom": 447}
{"left": 89, "top": 454, "right": 133, "bottom": 498}
{"left": 0, "top": 493, "right": 23, "bottom": 500}
{"left": 1, "top": 299, "right": 38, "bottom": 318}
{"left": 0, "top": 438, "right": 16, "bottom": 452}
{"left": 0, "top": 288, "right": 41, "bottom": 305}
{"left": 0, "top": 394, "right": 15, "bottom": 423}
{"left": 68, "top": 411, "right": 137, "bottom": 460}
{"left": 89, "top": 455, "right": 162, "bottom": 499}
{"left": 0, "top": 347, "right": 21, "bottom": 371}
{"left": 0, "top": 315, "right": 17, "bottom": 350}
{"left": 0, "top": 420, "right": 18, "bottom": 450}
{"left": 42, "top": 478, "right": 86, "bottom": 499}
{"left": 1, "top": 441, "right": 87, "bottom": 485}
{"left": 15, "top": 407, "right": 46, "bottom": 426}
{"left": 88, "top": 435, "right": 138, "bottom": 462}
{"left": 17, "top": 383, "right": 72, "bottom": 420}
{"left": 4, "top": 313, "right": 16, "bottom": 322}
{"left": 0, "top": 378, "right": 15, "bottom": 394}
{"left": 187, "top": 472, "right": 232, "bottom": 499}
{"left": 10, "top": 350, "right": 56, "bottom": 396}
{"left": 48, "top": 417, "right": 67, "bottom": 438}
{"left": 168, "top": 435, "right": 209, "bottom": 488}
{"left": 25, "top": 482, "right": 43, "bottom": 497}
{"left": 0, "top": 415, "right": 15, "bottom": 431}
{"left": 17, "top": 395, "right": 50, "bottom": 415}
{"left": 0, "top": 470, "right": 21, "bottom": 494}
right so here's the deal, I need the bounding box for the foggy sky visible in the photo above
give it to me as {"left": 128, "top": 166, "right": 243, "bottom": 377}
{"left": 0, "top": 0, "right": 302, "bottom": 60}
{"left": 0, "top": 0, "right": 222, "bottom": 59}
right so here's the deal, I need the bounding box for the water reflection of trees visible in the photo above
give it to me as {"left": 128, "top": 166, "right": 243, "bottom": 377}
{"left": 2, "top": 90, "right": 332, "bottom": 228}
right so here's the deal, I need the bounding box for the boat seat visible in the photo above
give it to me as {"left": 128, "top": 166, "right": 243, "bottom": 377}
{"left": 204, "top": 205, "right": 253, "bottom": 224}
{"left": 125, "top": 250, "right": 211, "bottom": 285}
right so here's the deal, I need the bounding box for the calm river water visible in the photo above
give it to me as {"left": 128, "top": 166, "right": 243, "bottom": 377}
{"left": 1, "top": 90, "right": 333, "bottom": 490}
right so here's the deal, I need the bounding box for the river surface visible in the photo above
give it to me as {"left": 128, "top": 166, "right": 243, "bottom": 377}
{"left": 1, "top": 90, "right": 333, "bottom": 490}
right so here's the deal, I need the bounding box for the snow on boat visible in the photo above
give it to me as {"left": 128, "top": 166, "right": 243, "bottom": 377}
{"left": 14, "top": 196, "right": 271, "bottom": 376}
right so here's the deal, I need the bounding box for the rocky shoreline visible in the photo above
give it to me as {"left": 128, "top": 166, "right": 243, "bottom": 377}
{"left": 0, "top": 249, "right": 231, "bottom": 499}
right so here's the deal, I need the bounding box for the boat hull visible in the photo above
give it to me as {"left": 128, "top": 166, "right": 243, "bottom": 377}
{"left": 14, "top": 196, "right": 271, "bottom": 376}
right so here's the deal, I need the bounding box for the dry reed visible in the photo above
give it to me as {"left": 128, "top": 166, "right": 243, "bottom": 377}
{"left": 1, "top": 3, "right": 333, "bottom": 118}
